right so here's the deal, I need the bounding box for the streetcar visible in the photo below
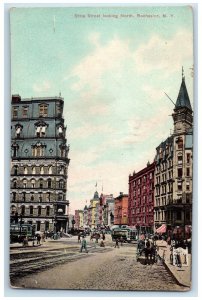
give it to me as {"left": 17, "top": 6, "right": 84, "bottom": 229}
{"left": 111, "top": 226, "right": 138, "bottom": 243}
{"left": 10, "top": 223, "right": 35, "bottom": 243}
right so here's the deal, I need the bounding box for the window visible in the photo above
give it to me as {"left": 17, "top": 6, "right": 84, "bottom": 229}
{"left": 32, "top": 145, "right": 45, "bottom": 157}
{"left": 16, "top": 127, "right": 22, "bottom": 137}
{"left": 40, "top": 166, "right": 44, "bottom": 174}
{"left": 30, "top": 193, "right": 34, "bottom": 201}
{"left": 13, "top": 179, "right": 17, "bottom": 189}
{"left": 22, "top": 192, "right": 26, "bottom": 202}
{"left": 38, "top": 206, "right": 41, "bottom": 216}
{"left": 45, "top": 221, "right": 49, "bottom": 231}
{"left": 58, "top": 126, "right": 63, "bottom": 136}
{"left": 36, "top": 221, "right": 41, "bottom": 231}
{"left": 47, "top": 192, "right": 51, "bottom": 202}
{"left": 31, "top": 179, "right": 35, "bottom": 188}
{"left": 39, "top": 104, "right": 48, "bottom": 117}
{"left": 13, "top": 192, "right": 16, "bottom": 202}
{"left": 59, "top": 180, "right": 64, "bottom": 189}
{"left": 59, "top": 166, "right": 64, "bottom": 175}
{"left": 178, "top": 168, "right": 182, "bottom": 178}
{"left": 186, "top": 168, "right": 190, "bottom": 177}
{"left": 177, "top": 181, "right": 182, "bottom": 191}
{"left": 30, "top": 206, "right": 33, "bottom": 215}
{"left": 32, "top": 167, "right": 36, "bottom": 174}
{"left": 46, "top": 206, "right": 50, "bottom": 216}
{"left": 177, "top": 137, "right": 183, "bottom": 149}
{"left": 13, "top": 165, "right": 18, "bottom": 175}
{"left": 12, "top": 107, "right": 18, "bottom": 118}
{"left": 48, "top": 179, "right": 51, "bottom": 188}
{"left": 186, "top": 182, "right": 190, "bottom": 191}
{"left": 22, "top": 106, "right": 28, "bottom": 117}
{"left": 186, "top": 153, "right": 191, "bottom": 164}
{"left": 24, "top": 167, "right": 28, "bottom": 174}
{"left": 21, "top": 205, "right": 25, "bottom": 215}
{"left": 177, "top": 154, "right": 183, "bottom": 165}
{"left": 39, "top": 179, "right": 43, "bottom": 189}
{"left": 48, "top": 166, "right": 52, "bottom": 174}
{"left": 36, "top": 126, "right": 46, "bottom": 137}
{"left": 23, "top": 179, "right": 27, "bottom": 188}
{"left": 39, "top": 193, "right": 42, "bottom": 202}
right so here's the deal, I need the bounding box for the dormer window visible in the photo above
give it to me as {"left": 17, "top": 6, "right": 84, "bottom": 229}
{"left": 22, "top": 106, "right": 28, "bottom": 117}
{"left": 12, "top": 107, "right": 18, "bottom": 118}
{"left": 15, "top": 124, "right": 23, "bottom": 138}
{"left": 36, "top": 126, "right": 46, "bottom": 137}
{"left": 39, "top": 104, "right": 48, "bottom": 117}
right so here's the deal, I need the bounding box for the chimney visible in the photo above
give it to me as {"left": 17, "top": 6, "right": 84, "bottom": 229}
{"left": 12, "top": 94, "right": 21, "bottom": 103}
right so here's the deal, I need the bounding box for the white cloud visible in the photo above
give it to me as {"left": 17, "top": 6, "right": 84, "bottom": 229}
{"left": 134, "top": 30, "right": 193, "bottom": 74}
{"left": 69, "top": 35, "right": 132, "bottom": 93}
{"left": 33, "top": 80, "right": 51, "bottom": 93}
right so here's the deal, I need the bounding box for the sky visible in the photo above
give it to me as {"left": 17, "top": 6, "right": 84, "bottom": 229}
{"left": 10, "top": 6, "right": 194, "bottom": 214}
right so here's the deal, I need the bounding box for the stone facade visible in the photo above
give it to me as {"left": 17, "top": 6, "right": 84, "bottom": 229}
{"left": 10, "top": 95, "right": 70, "bottom": 232}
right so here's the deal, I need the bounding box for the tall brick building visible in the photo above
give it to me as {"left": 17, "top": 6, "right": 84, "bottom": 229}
{"left": 128, "top": 162, "right": 155, "bottom": 232}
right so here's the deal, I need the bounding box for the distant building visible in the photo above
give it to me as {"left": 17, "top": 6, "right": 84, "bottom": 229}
{"left": 10, "top": 95, "right": 70, "bottom": 232}
{"left": 114, "top": 192, "right": 128, "bottom": 225}
{"left": 128, "top": 162, "right": 155, "bottom": 233}
{"left": 154, "top": 73, "right": 193, "bottom": 239}
{"left": 89, "top": 191, "right": 100, "bottom": 228}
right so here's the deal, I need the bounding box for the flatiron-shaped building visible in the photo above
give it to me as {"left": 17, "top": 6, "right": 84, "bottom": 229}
{"left": 10, "top": 95, "right": 70, "bottom": 233}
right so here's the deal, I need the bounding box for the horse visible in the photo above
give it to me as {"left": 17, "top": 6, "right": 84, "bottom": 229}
{"left": 143, "top": 245, "right": 157, "bottom": 264}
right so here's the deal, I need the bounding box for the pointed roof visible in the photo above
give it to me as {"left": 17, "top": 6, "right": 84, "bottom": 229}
{"left": 175, "top": 75, "right": 192, "bottom": 111}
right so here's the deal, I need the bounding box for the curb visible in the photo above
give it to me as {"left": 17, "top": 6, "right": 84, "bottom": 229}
{"left": 157, "top": 254, "right": 191, "bottom": 289}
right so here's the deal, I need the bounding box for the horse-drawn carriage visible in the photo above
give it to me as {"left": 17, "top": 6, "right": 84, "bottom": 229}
{"left": 136, "top": 239, "right": 157, "bottom": 264}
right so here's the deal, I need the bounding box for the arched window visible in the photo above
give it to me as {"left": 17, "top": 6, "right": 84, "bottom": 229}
{"left": 45, "top": 221, "right": 49, "bottom": 231}
{"left": 13, "top": 165, "right": 18, "bottom": 175}
{"left": 59, "top": 166, "right": 64, "bottom": 175}
{"left": 24, "top": 166, "right": 28, "bottom": 174}
{"left": 48, "top": 166, "right": 52, "bottom": 174}
{"left": 32, "top": 167, "right": 36, "bottom": 174}
{"left": 40, "top": 166, "right": 44, "bottom": 174}
{"left": 59, "top": 180, "right": 64, "bottom": 189}
{"left": 21, "top": 205, "right": 25, "bottom": 215}
{"left": 13, "top": 179, "right": 17, "bottom": 189}
{"left": 39, "top": 179, "right": 43, "bottom": 189}
{"left": 47, "top": 178, "right": 51, "bottom": 189}
{"left": 31, "top": 179, "right": 35, "bottom": 188}
{"left": 23, "top": 179, "right": 27, "bottom": 188}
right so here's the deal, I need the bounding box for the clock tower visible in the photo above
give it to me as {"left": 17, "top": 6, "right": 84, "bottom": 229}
{"left": 172, "top": 68, "right": 193, "bottom": 134}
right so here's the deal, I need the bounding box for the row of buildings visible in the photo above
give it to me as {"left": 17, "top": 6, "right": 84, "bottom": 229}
{"left": 74, "top": 73, "right": 193, "bottom": 238}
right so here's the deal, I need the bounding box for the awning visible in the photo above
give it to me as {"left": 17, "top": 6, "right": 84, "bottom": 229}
{"left": 156, "top": 224, "right": 167, "bottom": 233}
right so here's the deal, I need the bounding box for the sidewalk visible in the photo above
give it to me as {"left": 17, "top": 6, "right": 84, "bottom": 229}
{"left": 156, "top": 240, "right": 191, "bottom": 288}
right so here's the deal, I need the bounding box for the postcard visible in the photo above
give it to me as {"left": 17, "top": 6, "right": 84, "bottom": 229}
{"left": 10, "top": 6, "right": 193, "bottom": 291}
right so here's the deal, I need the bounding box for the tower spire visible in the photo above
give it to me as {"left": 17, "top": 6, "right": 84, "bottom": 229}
{"left": 182, "top": 66, "right": 185, "bottom": 81}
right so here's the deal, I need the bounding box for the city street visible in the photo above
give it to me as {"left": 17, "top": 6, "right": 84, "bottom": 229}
{"left": 10, "top": 235, "right": 188, "bottom": 291}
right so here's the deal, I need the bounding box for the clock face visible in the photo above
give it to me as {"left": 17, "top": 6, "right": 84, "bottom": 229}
{"left": 176, "top": 123, "right": 181, "bottom": 130}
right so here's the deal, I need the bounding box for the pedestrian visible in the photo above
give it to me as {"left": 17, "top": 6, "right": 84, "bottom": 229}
{"left": 102, "top": 233, "right": 105, "bottom": 241}
{"left": 80, "top": 236, "right": 88, "bottom": 253}
{"left": 36, "top": 234, "right": 41, "bottom": 245}
{"left": 114, "top": 238, "right": 119, "bottom": 248}
{"left": 120, "top": 236, "right": 124, "bottom": 246}
{"left": 78, "top": 233, "right": 81, "bottom": 243}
